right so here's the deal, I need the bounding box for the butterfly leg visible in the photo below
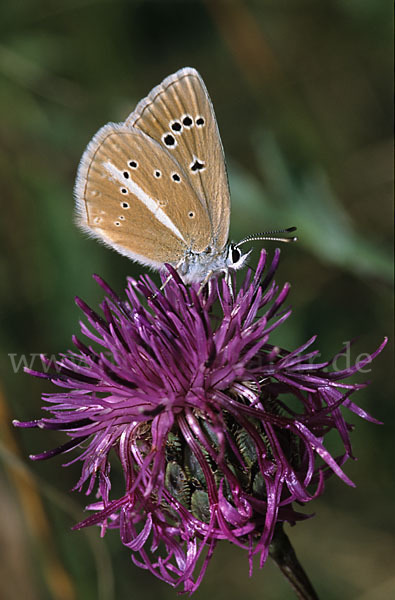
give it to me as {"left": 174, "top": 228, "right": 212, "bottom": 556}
{"left": 197, "top": 271, "right": 215, "bottom": 295}
{"left": 158, "top": 258, "right": 185, "bottom": 293}
{"left": 197, "top": 270, "right": 234, "bottom": 299}
{"left": 224, "top": 269, "right": 235, "bottom": 302}
{"left": 159, "top": 272, "right": 173, "bottom": 293}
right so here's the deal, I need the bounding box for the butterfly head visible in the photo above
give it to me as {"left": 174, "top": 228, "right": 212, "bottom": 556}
{"left": 212, "top": 226, "right": 298, "bottom": 283}
{"left": 225, "top": 243, "right": 252, "bottom": 272}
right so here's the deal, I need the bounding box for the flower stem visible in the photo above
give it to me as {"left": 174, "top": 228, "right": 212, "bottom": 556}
{"left": 269, "top": 523, "right": 319, "bottom": 600}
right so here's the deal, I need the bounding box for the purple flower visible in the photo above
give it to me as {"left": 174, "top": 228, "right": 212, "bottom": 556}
{"left": 14, "top": 250, "right": 386, "bottom": 593}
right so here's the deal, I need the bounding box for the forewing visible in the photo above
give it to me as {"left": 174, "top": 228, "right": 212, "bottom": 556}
{"left": 126, "top": 67, "right": 231, "bottom": 251}
{"left": 74, "top": 123, "right": 213, "bottom": 267}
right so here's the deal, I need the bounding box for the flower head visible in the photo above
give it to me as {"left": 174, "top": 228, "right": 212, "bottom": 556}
{"left": 14, "top": 250, "right": 386, "bottom": 593}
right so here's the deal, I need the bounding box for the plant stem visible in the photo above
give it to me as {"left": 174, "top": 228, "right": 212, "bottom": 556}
{"left": 269, "top": 523, "right": 319, "bottom": 600}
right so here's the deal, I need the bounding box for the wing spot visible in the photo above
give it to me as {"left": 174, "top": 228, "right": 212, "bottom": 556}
{"left": 162, "top": 133, "right": 177, "bottom": 148}
{"left": 128, "top": 160, "right": 138, "bottom": 169}
{"left": 119, "top": 215, "right": 125, "bottom": 221}
{"left": 154, "top": 170, "right": 162, "bottom": 178}
{"left": 182, "top": 114, "right": 193, "bottom": 128}
{"left": 190, "top": 157, "right": 206, "bottom": 172}
{"left": 121, "top": 201, "right": 130, "bottom": 209}
{"left": 196, "top": 116, "right": 205, "bottom": 127}
{"left": 123, "top": 171, "right": 130, "bottom": 179}
{"left": 171, "top": 172, "right": 181, "bottom": 183}
{"left": 93, "top": 216, "right": 102, "bottom": 224}
{"left": 170, "top": 120, "right": 182, "bottom": 134}
{"left": 115, "top": 221, "right": 121, "bottom": 227}
{"left": 188, "top": 211, "right": 195, "bottom": 219}
{"left": 120, "top": 187, "right": 128, "bottom": 194}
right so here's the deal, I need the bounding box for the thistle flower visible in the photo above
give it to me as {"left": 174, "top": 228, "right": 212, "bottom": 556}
{"left": 14, "top": 250, "right": 386, "bottom": 594}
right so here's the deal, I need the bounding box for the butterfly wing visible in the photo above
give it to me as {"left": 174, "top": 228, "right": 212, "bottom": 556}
{"left": 74, "top": 122, "right": 213, "bottom": 268}
{"left": 126, "top": 67, "right": 231, "bottom": 252}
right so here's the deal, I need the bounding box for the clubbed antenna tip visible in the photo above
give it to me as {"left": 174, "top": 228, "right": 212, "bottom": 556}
{"left": 236, "top": 227, "right": 298, "bottom": 247}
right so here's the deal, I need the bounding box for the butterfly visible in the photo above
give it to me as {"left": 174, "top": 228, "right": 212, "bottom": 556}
{"left": 74, "top": 67, "right": 296, "bottom": 284}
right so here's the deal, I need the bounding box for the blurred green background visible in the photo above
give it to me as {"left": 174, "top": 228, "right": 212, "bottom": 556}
{"left": 0, "top": 1, "right": 393, "bottom": 599}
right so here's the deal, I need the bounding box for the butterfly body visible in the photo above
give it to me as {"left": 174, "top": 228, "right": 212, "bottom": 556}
{"left": 75, "top": 67, "right": 250, "bottom": 282}
{"left": 177, "top": 242, "right": 249, "bottom": 284}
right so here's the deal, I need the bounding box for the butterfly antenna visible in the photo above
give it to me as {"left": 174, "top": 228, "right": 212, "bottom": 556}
{"left": 235, "top": 227, "right": 298, "bottom": 248}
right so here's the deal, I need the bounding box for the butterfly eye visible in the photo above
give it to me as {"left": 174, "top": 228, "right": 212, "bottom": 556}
{"left": 231, "top": 247, "right": 241, "bottom": 264}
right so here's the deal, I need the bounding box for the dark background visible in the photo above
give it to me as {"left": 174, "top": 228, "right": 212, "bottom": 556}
{"left": 0, "top": 1, "right": 393, "bottom": 599}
